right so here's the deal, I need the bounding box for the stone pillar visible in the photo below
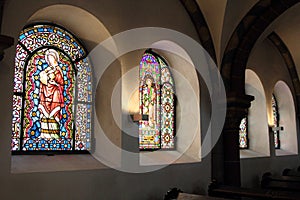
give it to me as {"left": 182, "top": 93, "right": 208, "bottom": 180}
{"left": 0, "top": 35, "right": 13, "bottom": 60}
{"left": 212, "top": 93, "right": 254, "bottom": 186}
{"left": 223, "top": 92, "right": 253, "bottom": 186}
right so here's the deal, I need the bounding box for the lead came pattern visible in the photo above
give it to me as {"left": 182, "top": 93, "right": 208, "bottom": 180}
{"left": 272, "top": 94, "right": 280, "bottom": 149}
{"left": 11, "top": 95, "right": 22, "bottom": 151}
{"left": 14, "top": 44, "right": 28, "bottom": 93}
{"left": 21, "top": 48, "right": 75, "bottom": 151}
{"left": 75, "top": 104, "right": 91, "bottom": 150}
{"left": 139, "top": 51, "right": 175, "bottom": 150}
{"left": 139, "top": 53, "right": 161, "bottom": 149}
{"left": 76, "top": 59, "right": 92, "bottom": 102}
{"left": 12, "top": 24, "right": 92, "bottom": 152}
{"left": 239, "top": 117, "right": 248, "bottom": 148}
{"left": 19, "top": 24, "right": 85, "bottom": 61}
{"left": 161, "top": 83, "right": 175, "bottom": 148}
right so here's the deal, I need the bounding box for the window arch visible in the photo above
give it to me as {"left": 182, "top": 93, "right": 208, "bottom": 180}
{"left": 240, "top": 69, "right": 270, "bottom": 158}
{"left": 272, "top": 81, "right": 298, "bottom": 155}
{"left": 11, "top": 23, "right": 92, "bottom": 153}
{"left": 139, "top": 49, "right": 175, "bottom": 150}
{"left": 272, "top": 94, "right": 280, "bottom": 149}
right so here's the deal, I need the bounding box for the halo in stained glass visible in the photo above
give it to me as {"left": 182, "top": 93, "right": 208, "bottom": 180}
{"left": 139, "top": 50, "right": 175, "bottom": 150}
{"left": 11, "top": 23, "right": 93, "bottom": 152}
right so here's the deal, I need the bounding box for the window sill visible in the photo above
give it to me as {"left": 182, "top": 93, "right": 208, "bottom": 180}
{"left": 275, "top": 149, "right": 298, "bottom": 157}
{"left": 240, "top": 149, "right": 270, "bottom": 159}
{"left": 140, "top": 150, "right": 201, "bottom": 166}
{"left": 11, "top": 154, "right": 108, "bottom": 174}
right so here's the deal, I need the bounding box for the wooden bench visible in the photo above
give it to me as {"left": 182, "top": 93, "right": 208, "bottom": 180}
{"left": 282, "top": 168, "right": 300, "bottom": 177}
{"left": 164, "top": 188, "right": 230, "bottom": 200}
{"left": 208, "top": 180, "right": 300, "bottom": 200}
{"left": 261, "top": 172, "right": 300, "bottom": 191}
{"left": 177, "top": 193, "right": 230, "bottom": 200}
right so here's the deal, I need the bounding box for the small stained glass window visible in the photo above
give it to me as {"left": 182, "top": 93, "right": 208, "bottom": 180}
{"left": 139, "top": 50, "right": 175, "bottom": 150}
{"left": 239, "top": 117, "right": 248, "bottom": 149}
{"left": 11, "top": 23, "right": 92, "bottom": 152}
{"left": 272, "top": 94, "right": 280, "bottom": 149}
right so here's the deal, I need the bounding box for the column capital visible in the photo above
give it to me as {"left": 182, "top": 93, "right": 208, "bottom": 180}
{"left": 225, "top": 92, "right": 254, "bottom": 130}
{"left": 227, "top": 92, "right": 254, "bottom": 109}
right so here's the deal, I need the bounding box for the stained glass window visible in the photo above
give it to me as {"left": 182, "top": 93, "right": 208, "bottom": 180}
{"left": 139, "top": 50, "right": 175, "bottom": 150}
{"left": 239, "top": 117, "right": 248, "bottom": 149}
{"left": 272, "top": 94, "right": 280, "bottom": 149}
{"left": 11, "top": 23, "right": 93, "bottom": 152}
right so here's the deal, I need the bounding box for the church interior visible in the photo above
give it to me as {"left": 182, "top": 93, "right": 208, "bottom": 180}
{"left": 1, "top": 0, "right": 300, "bottom": 199}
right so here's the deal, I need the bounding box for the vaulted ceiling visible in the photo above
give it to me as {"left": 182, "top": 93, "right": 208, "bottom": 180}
{"left": 195, "top": 0, "right": 259, "bottom": 65}
{"left": 195, "top": 0, "right": 300, "bottom": 81}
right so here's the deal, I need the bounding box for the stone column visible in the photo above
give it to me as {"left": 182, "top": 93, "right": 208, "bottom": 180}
{"left": 212, "top": 92, "right": 254, "bottom": 186}
{"left": 224, "top": 93, "right": 253, "bottom": 186}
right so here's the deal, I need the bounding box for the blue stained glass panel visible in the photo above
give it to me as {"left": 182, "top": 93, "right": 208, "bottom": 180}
{"left": 11, "top": 24, "right": 93, "bottom": 152}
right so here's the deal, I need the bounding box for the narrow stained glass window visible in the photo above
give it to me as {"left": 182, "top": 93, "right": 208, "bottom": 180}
{"left": 239, "top": 117, "right": 248, "bottom": 149}
{"left": 139, "top": 50, "right": 175, "bottom": 150}
{"left": 272, "top": 94, "right": 280, "bottom": 149}
{"left": 11, "top": 23, "right": 92, "bottom": 152}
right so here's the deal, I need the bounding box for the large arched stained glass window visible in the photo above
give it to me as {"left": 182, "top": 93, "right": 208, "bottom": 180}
{"left": 239, "top": 117, "right": 248, "bottom": 149}
{"left": 11, "top": 23, "right": 92, "bottom": 152}
{"left": 139, "top": 50, "right": 175, "bottom": 150}
{"left": 272, "top": 94, "right": 280, "bottom": 149}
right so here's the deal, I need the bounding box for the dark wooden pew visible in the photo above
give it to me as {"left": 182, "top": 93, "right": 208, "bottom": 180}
{"left": 208, "top": 180, "right": 300, "bottom": 200}
{"left": 282, "top": 168, "right": 300, "bottom": 177}
{"left": 164, "top": 188, "right": 230, "bottom": 200}
{"left": 178, "top": 193, "right": 230, "bottom": 199}
{"left": 261, "top": 172, "right": 300, "bottom": 191}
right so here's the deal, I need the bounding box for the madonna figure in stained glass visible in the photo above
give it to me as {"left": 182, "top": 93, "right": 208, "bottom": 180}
{"left": 38, "top": 49, "right": 64, "bottom": 139}
{"left": 11, "top": 23, "right": 93, "bottom": 152}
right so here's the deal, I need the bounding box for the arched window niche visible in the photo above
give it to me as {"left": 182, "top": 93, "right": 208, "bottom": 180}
{"left": 125, "top": 40, "right": 201, "bottom": 165}
{"left": 240, "top": 69, "right": 270, "bottom": 159}
{"left": 10, "top": 5, "right": 118, "bottom": 173}
{"left": 11, "top": 23, "right": 93, "bottom": 154}
{"left": 272, "top": 81, "right": 298, "bottom": 156}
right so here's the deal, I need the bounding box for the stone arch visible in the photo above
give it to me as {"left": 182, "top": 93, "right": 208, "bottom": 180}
{"left": 221, "top": 0, "right": 299, "bottom": 94}
{"left": 273, "top": 81, "right": 298, "bottom": 155}
{"left": 217, "top": 0, "right": 299, "bottom": 186}
{"left": 241, "top": 69, "right": 270, "bottom": 158}
{"left": 268, "top": 32, "right": 300, "bottom": 115}
{"left": 27, "top": 4, "right": 113, "bottom": 52}
{"left": 179, "top": 0, "right": 217, "bottom": 63}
